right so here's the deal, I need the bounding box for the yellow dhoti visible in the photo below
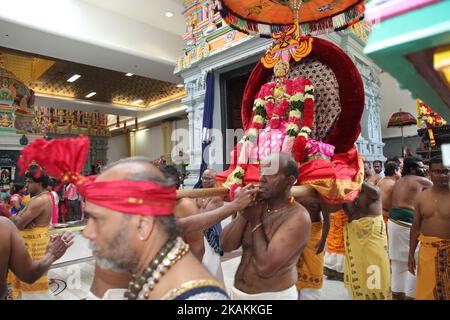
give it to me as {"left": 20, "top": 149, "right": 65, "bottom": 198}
{"left": 344, "top": 215, "right": 391, "bottom": 300}
{"left": 9, "top": 226, "right": 50, "bottom": 300}
{"left": 416, "top": 234, "right": 450, "bottom": 300}
{"left": 297, "top": 221, "right": 324, "bottom": 290}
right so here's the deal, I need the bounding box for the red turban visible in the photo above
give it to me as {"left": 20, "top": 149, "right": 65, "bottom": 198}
{"left": 18, "top": 136, "right": 176, "bottom": 216}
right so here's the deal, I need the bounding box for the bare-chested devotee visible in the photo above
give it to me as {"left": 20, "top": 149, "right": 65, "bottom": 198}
{"left": 367, "top": 160, "right": 383, "bottom": 185}
{"left": 195, "top": 168, "right": 225, "bottom": 281}
{"left": 0, "top": 217, "right": 73, "bottom": 300}
{"left": 340, "top": 181, "right": 391, "bottom": 300}
{"left": 88, "top": 164, "right": 256, "bottom": 299}
{"left": 90, "top": 164, "right": 206, "bottom": 298}
{"left": 377, "top": 162, "right": 401, "bottom": 225}
{"left": 409, "top": 155, "right": 450, "bottom": 300}
{"left": 221, "top": 152, "right": 311, "bottom": 300}
{"left": 81, "top": 157, "right": 230, "bottom": 300}
{"left": 389, "top": 156, "right": 432, "bottom": 300}
{"left": 364, "top": 161, "right": 373, "bottom": 182}
{"left": 9, "top": 165, "right": 55, "bottom": 299}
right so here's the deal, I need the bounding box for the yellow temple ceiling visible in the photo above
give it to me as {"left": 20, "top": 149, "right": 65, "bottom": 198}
{"left": 0, "top": 47, "right": 185, "bottom": 109}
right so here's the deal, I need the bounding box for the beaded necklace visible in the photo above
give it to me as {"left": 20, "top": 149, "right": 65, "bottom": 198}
{"left": 124, "top": 237, "right": 189, "bottom": 300}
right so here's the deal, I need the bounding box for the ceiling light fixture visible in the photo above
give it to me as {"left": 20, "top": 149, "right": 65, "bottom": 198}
{"left": 132, "top": 99, "right": 144, "bottom": 105}
{"left": 176, "top": 84, "right": 184, "bottom": 88}
{"left": 165, "top": 12, "right": 174, "bottom": 18}
{"left": 85, "top": 92, "right": 96, "bottom": 98}
{"left": 125, "top": 73, "right": 134, "bottom": 77}
{"left": 67, "top": 74, "right": 81, "bottom": 82}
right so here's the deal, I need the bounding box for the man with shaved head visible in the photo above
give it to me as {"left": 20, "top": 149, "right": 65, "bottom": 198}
{"left": 88, "top": 162, "right": 257, "bottom": 299}
{"left": 221, "top": 152, "right": 311, "bottom": 300}
{"left": 18, "top": 136, "right": 238, "bottom": 300}
{"left": 81, "top": 157, "right": 230, "bottom": 300}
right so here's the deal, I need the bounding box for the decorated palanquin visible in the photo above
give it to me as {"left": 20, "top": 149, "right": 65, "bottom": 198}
{"left": 416, "top": 99, "right": 449, "bottom": 158}
{"left": 215, "top": 0, "right": 366, "bottom": 204}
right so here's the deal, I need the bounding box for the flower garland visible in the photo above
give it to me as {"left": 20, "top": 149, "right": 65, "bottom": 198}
{"left": 223, "top": 77, "right": 315, "bottom": 192}
{"left": 416, "top": 99, "right": 447, "bottom": 148}
{"left": 417, "top": 99, "right": 446, "bottom": 128}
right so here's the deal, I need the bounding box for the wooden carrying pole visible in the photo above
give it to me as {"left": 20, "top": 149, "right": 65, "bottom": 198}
{"left": 175, "top": 186, "right": 309, "bottom": 199}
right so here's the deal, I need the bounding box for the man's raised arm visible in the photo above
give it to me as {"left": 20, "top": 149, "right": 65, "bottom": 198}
{"left": 10, "top": 198, "right": 43, "bottom": 230}
{"left": 0, "top": 218, "right": 74, "bottom": 299}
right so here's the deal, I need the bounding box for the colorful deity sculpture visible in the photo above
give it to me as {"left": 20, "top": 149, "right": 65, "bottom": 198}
{"left": 217, "top": 37, "right": 365, "bottom": 205}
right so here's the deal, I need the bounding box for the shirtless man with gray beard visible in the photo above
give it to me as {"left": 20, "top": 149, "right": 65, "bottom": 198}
{"left": 221, "top": 153, "right": 311, "bottom": 300}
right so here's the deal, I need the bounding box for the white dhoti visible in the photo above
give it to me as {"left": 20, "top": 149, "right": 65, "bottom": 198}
{"left": 298, "top": 288, "right": 322, "bottom": 300}
{"left": 324, "top": 252, "right": 345, "bottom": 273}
{"left": 387, "top": 219, "right": 418, "bottom": 297}
{"left": 84, "top": 289, "right": 126, "bottom": 300}
{"left": 202, "top": 237, "right": 224, "bottom": 283}
{"left": 18, "top": 291, "right": 54, "bottom": 300}
{"left": 231, "top": 285, "right": 298, "bottom": 300}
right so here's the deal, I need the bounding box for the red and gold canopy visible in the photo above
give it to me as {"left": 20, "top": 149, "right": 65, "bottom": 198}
{"left": 217, "top": 0, "right": 365, "bottom": 37}
{"left": 387, "top": 111, "right": 417, "bottom": 128}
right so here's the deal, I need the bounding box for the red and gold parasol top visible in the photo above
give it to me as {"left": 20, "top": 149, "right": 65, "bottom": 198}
{"left": 387, "top": 111, "right": 417, "bottom": 128}
{"left": 217, "top": 0, "right": 365, "bottom": 37}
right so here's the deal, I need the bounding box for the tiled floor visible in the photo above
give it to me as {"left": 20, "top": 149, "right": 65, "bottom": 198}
{"left": 49, "top": 261, "right": 95, "bottom": 300}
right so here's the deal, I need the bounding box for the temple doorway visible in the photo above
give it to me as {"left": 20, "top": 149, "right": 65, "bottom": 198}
{"left": 219, "top": 62, "right": 256, "bottom": 169}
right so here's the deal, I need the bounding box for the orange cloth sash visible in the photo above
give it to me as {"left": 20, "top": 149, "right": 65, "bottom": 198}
{"left": 326, "top": 210, "right": 348, "bottom": 254}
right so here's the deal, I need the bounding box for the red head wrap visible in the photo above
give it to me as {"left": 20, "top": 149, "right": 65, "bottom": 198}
{"left": 18, "top": 136, "right": 176, "bottom": 216}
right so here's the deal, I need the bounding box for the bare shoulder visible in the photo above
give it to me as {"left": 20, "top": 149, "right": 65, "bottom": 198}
{"left": 378, "top": 178, "right": 394, "bottom": 188}
{"left": 417, "top": 188, "right": 431, "bottom": 199}
{"left": 0, "top": 216, "right": 14, "bottom": 230}
{"left": 287, "top": 203, "right": 311, "bottom": 227}
{"left": 416, "top": 176, "right": 432, "bottom": 185}
{"left": 206, "top": 197, "right": 223, "bottom": 210}
{"left": 174, "top": 198, "right": 200, "bottom": 218}
{"left": 393, "top": 178, "right": 404, "bottom": 187}
{"left": 178, "top": 197, "right": 197, "bottom": 208}
{"left": 28, "top": 193, "right": 49, "bottom": 208}
{"left": 0, "top": 217, "right": 14, "bottom": 242}
{"left": 211, "top": 196, "right": 224, "bottom": 206}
